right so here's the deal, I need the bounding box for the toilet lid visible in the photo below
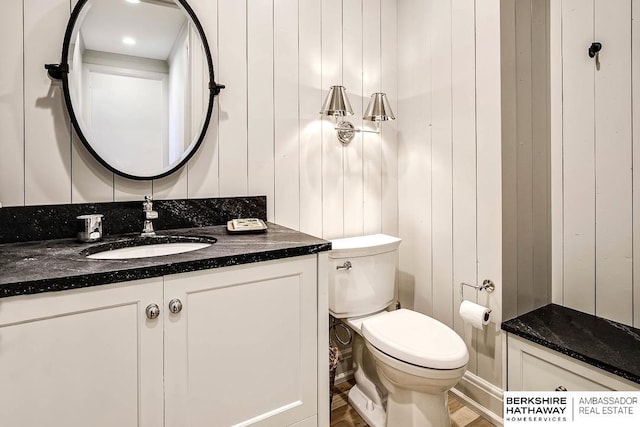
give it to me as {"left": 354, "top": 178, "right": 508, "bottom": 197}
{"left": 361, "top": 309, "right": 469, "bottom": 369}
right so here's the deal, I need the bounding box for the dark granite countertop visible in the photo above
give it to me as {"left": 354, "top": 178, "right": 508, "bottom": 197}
{"left": 502, "top": 304, "right": 640, "bottom": 384}
{"left": 0, "top": 223, "right": 331, "bottom": 298}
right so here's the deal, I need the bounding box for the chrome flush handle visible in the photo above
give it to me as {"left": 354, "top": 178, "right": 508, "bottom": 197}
{"left": 336, "top": 261, "right": 352, "bottom": 271}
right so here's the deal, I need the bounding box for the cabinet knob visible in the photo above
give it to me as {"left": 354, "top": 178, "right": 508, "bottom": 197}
{"left": 145, "top": 303, "right": 160, "bottom": 320}
{"left": 168, "top": 298, "right": 183, "bottom": 314}
{"left": 555, "top": 386, "right": 567, "bottom": 392}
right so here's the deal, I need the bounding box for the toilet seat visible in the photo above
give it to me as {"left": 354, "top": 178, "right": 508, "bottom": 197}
{"left": 344, "top": 311, "right": 389, "bottom": 334}
{"left": 361, "top": 309, "right": 469, "bottom": 370}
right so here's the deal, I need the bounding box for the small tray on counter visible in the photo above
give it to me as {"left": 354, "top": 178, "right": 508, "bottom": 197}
{"left": 226, "top": 218, "right": 268, "bottom": 233}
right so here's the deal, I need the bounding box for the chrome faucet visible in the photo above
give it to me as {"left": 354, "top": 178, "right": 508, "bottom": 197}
{"left": 141, "top": 195, "right": 158, "bottom": 237}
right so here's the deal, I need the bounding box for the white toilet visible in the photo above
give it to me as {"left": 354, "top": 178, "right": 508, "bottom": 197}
{"left": 329, "top": 234, "right": 469, "bottom": 427}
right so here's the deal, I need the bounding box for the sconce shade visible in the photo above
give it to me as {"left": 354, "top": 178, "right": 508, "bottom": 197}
{"left": 363, "top": 92, "right": 395, "bottom": 121}
{"left": 320, "top": 85, "right": 354, "bottom": 116}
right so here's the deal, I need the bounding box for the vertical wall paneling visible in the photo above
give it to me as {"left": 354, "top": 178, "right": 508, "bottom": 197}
{"left": 418, "top": 0, "right": 433, "bottom": 317}
{"left": 500, "top": 0, "right": 518, "bottom": 322}
{"left": 217, "top": 0, "right": 248, "bottom": 197}
{"left": 552, "top": 0, "right": 640, "bottom": 325}
{"left": 321, "top": 0, "right": 345, "bottom": 239}
{"left": 452, "top": 0, "right": 479, "bottom": 374}
{"left": 362, "top": 0, "right": 382, "bottom": 236}
{"left": 153, "top": 167, "right": 188, "bottom": 199}
{"left": 431, "top": 0, "right": 454, "bottom": 328}
{"left": 248, "top": 0, "right": 275, "bottom": 221}
{"left": 0, "top": 0, "right": 25, "bottom": 207}
{"left": 24, "top": 0, "right": 71, "bottom": 205}
{"left": 514, "top": 0, "right": 534, "bottom": 315}
{"left": 152, "top": 173, "right": 188, "bottom": 201}
{"left": 502, "top": 0, "right": 551, "bottom": 321}
{"left": 550, "top": 0, "right": 563, "bottom": 305}
{"left": 114, "top": 177, "right": 153, "bottom": 202}
{"left": 562, "top": 0, "right": 596, "bottom": 314}
{"left": 633, "top": 0, "right": 640, "bottom": 328}
{"left": 274, "top": 0, "right": 300, "bottom": 229}
{"left": 531, "top": 0, "right": 550, "bottom": 310}
{"left": 70, "top": 139, "right": 114, "bottom": 203}
{"left": 343, "top": 0, "right": 364, "bottom": 237}
{"left": 187, "top": 0, "right": 220, "bottom": 199}
{"left": 397, "top": 0, "right": 433, "bottom": 314}
{"left": 475, "top": 0, "right": 503, "bottom": 388}
{"left": 399, "top": 0, "right": 504, "bottom": 398}
{"left": 298, "top": 0, "right": 323, "bottom": 238}
{"left": 380, "top": 0, "right": 398, "bottom": 238}
{"left": 593, "top": 0, "right": 632, "bottom": 324}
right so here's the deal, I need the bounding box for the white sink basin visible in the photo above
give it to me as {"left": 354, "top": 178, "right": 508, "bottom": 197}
{"left": 83, "top": 236, "right": 216, "bottom": 260}
{"left": 87, "top": 242, "right": 211, "bottom": 260}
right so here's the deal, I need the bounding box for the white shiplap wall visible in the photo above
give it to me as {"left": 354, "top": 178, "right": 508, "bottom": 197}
{"left": 0, "top": 0, "right": 398, "bottom": 242}
{"left": 501, "top": 0, "right": 551, "bottom": 322}
{"left": 3, "top": 0, "right": 506, "bottom": 416}
{"left": 551, "top": 0, "right": 639, "bottom": 328}
{"left": 397, "top": 0, "right": 503, "bottom": 414}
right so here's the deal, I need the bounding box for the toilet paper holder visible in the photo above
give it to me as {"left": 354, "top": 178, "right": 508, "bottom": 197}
{"left": 460, "top": 279, "right": 495, "bottom": 301}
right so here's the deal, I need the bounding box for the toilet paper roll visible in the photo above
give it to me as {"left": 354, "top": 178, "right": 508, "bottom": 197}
{"left": 459, "top": 300, "right": 491, "bottom": 329}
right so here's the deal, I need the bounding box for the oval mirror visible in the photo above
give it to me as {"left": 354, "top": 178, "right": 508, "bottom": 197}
{"left": 50, "top": 0, "right": 221, "bottom": 180}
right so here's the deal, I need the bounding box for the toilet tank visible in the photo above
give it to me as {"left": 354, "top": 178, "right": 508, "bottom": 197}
{"left": 329, "top": 234, "right": 402, "bottom": 318}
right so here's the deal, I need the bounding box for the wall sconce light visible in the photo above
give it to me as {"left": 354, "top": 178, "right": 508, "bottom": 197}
{"left": 320, "top": 85, "right": 395, "bottom": 144}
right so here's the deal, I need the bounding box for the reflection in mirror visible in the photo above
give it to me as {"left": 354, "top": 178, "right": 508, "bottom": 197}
{"left": 63, "top": 0, "right": 213, "bottom": 179}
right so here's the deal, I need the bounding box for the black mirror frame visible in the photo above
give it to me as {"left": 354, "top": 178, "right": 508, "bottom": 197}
{"left": 45, "top": 0, "right": 224, "bottom": 181}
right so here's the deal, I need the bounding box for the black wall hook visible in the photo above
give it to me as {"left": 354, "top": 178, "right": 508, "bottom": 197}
{"left": 588, "top": 42, "right": 602, "bottom": 58}
{"left": 210, "top": 82, "right": 226, "bottom": 96}
{"left": 44, "top": 63, "right": 68, "bottom": 80}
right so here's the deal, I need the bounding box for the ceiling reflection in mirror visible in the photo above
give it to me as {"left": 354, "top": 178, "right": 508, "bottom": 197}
{"left": 63, "top": 0, "right": 214, "bottom": 179}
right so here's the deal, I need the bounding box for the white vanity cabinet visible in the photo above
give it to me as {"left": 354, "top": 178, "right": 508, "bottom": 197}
{"left": 164, "top": 255, "right": 320, "bottom": 427}
{"left": 0, "top": 254, "right": 327, "bottom": 427}
{"left": 0, "top": 277, "right": 165, "bottom": 427}
{"left": 507, "top": 334, "right": 640, "bottom": 391}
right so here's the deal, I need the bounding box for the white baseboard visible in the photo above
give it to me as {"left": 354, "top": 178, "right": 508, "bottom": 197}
{"left": 452, "top": 371, "right": 504, "bottom": 426}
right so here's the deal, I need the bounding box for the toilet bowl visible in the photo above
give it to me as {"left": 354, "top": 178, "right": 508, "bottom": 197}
{"left": 329, "top": 234, "right": 469, "bottom": 427}
{"left": 342, "top": 313, "right": 390, "bottom": 427}
{"left": 362, "top": 309, "right": 468, "bottom": 427}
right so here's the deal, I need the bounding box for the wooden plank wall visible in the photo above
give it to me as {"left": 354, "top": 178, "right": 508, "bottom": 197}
{"left": 397, "top": 0, "right": 503, "bottom": 394}
{"left": 634, "top": 0, "right": 640, "bottom": 328}
{"left": 501, "top": 0, "right": 551, "bottom": 322}
{"left": 551, "top": 0, "right": 637, "bottom": 327}
{"left": 0, "top": 0, "right": 398, "bottom": 242}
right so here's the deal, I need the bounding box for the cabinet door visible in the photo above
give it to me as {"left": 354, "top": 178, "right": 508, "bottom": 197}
{"left": 0, "top": 278, "right": 164, "bottom": 427}
{"left": 164, "top": 256, "right": 318, "bottom": 427}
{"left": 507, "top": 334, "right": 639, "bottom": 391}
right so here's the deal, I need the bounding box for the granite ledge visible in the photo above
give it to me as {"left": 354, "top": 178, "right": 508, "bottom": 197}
{"left": 502, "top": 304, "right": 640, "bottom": 385}
{"left": 0, "top": 196, "right": 267, "bottom": 244}
{"left": 0, "top": 223, "right": 331, "bottom": 299}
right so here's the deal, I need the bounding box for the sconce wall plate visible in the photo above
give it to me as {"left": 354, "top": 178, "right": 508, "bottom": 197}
{"left": 336, "top": 121, "right": 356, "bottom": 145}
